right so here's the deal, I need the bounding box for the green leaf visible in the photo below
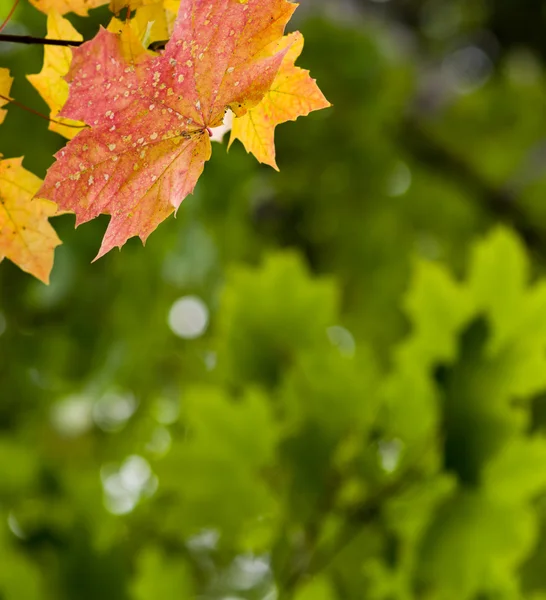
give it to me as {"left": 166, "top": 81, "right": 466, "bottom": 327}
{"left": 281, "top": 346, "right": 379, "bottom": 439}
{"left": 217, "top": 253, "right": 338, "bottom": 387}
{"left": 483, "top": 437, "right": 546, "bottom": 504}
{"left": 131, "top": 547, "right": 193, "bottom": 600}
{"left": 402, "top": 259, "right": 473, "bottom": 366}
{"left": 155, "top": 386, "right": 279, "bottom": 543}
{"left": 469, "top": 227, "right": 529, "bottom": 353}
{"left": 419, "top": 492, "right": 536, "bottom": 599}
{"left": 293, "top": 576, "right": 337, "bottom": 600}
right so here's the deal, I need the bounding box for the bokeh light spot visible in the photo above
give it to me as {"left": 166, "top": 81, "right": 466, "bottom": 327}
{"left": 168, "top": 295, "right": 209, "bottom": 339}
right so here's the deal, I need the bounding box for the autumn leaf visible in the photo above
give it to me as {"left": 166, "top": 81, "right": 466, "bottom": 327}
{"left": 27, "top": 12, "right": 85, "bottom": 140}
{"left": 0, "top": 158, "right": 61, "bottom": 283}
{"left": 230, "top": 32, "right": 331, "bottom": 170}
{"left": 28, "top": 0, "right": 156, "bottom": 16}
{"left": 107, "top": 16, "right": 153, "bottom": 63}
{"left": 0, "top": 68, "right": 13, "bottom": 125}
{"left": 38, "top": 0, "right": 298, "bottom": 259}
{"left": 29, "top": 0, "right": 108, "bottom": 17}
{"left": 163, "top": 0, "right": 179, "bottom": 12}
{"left": 131, "top": 1, "right": 176, "bottom": 47}
{"left": 109, "top": 0, "right": 162, "bottom": 15}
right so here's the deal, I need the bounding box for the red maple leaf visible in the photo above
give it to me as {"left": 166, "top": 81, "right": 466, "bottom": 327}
{"left": 38, "top": 0, "right": 296, "bottom": 259}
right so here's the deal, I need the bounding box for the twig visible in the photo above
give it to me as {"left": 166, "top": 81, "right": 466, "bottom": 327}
{"left": 278, "top": 468, "right": 419, "bottom": 599}
{"left": 0, "top": 0, "right": 20, "bottom": 35}
{"left": 0, "top": 33, "right": 83, "bottom": 47}
{"left": 0, "top": 93, "right": 87, "bottom": 129}
{"left": 0, "top": 32, "right": 167, "bottom": 51}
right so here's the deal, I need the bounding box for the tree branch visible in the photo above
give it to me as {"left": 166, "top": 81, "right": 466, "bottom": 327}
{"left": 0, "top": 33, "right": 168, "bottom": 50}
{"left": 0, "top": 33, "right": 83, "bottom": 47}
{"left": 278, "top": 467, "right": 420, "bottom": 599}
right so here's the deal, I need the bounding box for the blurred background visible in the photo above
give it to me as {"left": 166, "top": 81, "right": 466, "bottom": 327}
{"left": 3, "top": 0, "right": 546, "bottom": 598}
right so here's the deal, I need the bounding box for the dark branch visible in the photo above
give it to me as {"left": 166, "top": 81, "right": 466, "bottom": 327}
{"left": 0, "top": 33, "right": 168, "bottom": 50}
{"left": 0, "top": 33, "right": 83, "bottom": 47}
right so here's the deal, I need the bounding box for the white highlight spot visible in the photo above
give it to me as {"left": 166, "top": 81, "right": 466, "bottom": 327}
{"left": 101, "top": 455, "right": 156, "bottom": 515}
{"left": 168, "top": 296, "right": 209, "bottom": 339}
{"left": 93, "top": 390, "right": 137, "bottom": 432}
{"left": 327, "top": 325, "right": 356, "bottom": 357}
{"left": 50, "top": 394, "right": 93, "bottom": 437}
{"left": 210, "top": 109, "right": 233, "bottom": 143}
{"left": 387, "top": 161, "right": 412, "bottom": 197}
{"left": 378, "top": 439, "right": 404, "bottom": 473}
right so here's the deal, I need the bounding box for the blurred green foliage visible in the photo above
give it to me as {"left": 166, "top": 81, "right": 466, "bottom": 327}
{"left": 3, "top": 0, "right": 546, "bottom": 598}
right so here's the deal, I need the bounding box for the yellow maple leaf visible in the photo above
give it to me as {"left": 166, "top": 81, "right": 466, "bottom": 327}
{"left": 29, "top": 0, "right": 108, "bottom": 17}
{"left": 110, "top": 0, "right": 158, "bottom": 13}
{"left": 27, "top": 12, "right": 85, "bottom": 140}
{"left": 230, "top": 32, "right": 331, "bottom": 170}
{"left": 0, "top": 157, "right": 61, "bottom": 283}
{"left": 132, "top": 1, "right": 174, "bottom": 46}
{"left": 0, "top": 68, "right": 13, "bottom": 125}
{"left": 163, "top": 0, "right": 179, "bottom": 13}
{"left": 108, "top": 2, "right": 175, "bottom": 56}
{"left": 29, "top": 0, "right": 156, "bottom": 15}
{"left": 107, "top": 16, "right": 152, "bottom": 63}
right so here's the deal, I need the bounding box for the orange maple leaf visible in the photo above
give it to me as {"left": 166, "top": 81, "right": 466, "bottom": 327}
{"left": 0, "top": 158, "right": 61, "bottom": 283}
{"left": 38, "top": 0, "right": 299, "bottom": 259}
{"left": 230, "top": 32, "right": 331, "bottom": 170}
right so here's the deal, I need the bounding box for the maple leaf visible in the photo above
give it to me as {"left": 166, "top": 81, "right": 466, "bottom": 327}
{"left": 107, "top": 16, "right": 153, "bottom": 63}
{"left": 0, "top": 158, "right": 61, "bottom": 283}
{"left": 110, "top": 0, "right": 159, "bottom": 13}
{"left": 131, "top": 1, "right": 177, "bottom": 47}
{"left": 230, "top": 32, "right": 331, "bottom": 170}
{"left": 28, "top": 0, "right": 155, "bottom": 15}
{"left": 29, "top": 0, "right": 108, "bottom": 17}
{"left": 27, "top": 12, "right": 85, "bottom": 140}
{"left": 38, "top": 0, "right": 297, "bottom": 259}
{"left": 0, "top": 68, "right": 13, "bottom": 125}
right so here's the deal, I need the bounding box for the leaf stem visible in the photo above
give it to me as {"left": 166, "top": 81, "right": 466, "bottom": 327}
{"left": 0, "top": 0, "right": 20, "bottom": 35}
{"left": 0, "top": 33, "right": 83, "bottom": 47}
{"left": 0, "top": 93, "right": 86, "bottom": 129}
